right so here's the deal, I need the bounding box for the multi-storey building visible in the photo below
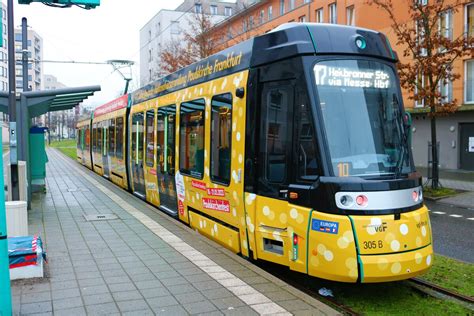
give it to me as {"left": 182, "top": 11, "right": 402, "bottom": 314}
{"left": 210, "top": 0, "right": 474, "bottom": 171}
{"left": 0, "top": 3, "right": 8, "bottom": 93}
{"left": 14, "top": 28, "right": 43, "bottom": 92}
{"left": 139, "top": 0, "right": 246, "bottom": 87}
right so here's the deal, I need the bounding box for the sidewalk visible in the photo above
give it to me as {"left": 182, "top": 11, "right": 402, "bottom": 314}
{"left": 10, "top": 148, "right": 338, "bottom": 316}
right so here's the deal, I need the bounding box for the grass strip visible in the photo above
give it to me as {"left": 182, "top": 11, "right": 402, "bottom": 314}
{"left": 334, "top": 281, "right": 471, "bottom": 315}
{"left": 49, "top": 139, "right": 77, "bottom": 160}
{"left": 420, "top": 254, "right": 473, "bottom": 297}
{"left": 423, "top": 186, "right": 458, "bottom": 198}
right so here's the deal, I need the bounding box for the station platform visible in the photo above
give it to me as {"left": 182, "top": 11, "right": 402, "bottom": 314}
{"left": 10, "top": 148, "right": 338, "bottom": 315}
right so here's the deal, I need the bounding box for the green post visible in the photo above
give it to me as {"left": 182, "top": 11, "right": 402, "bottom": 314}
{"left": 0, "top": 131, "right": 12, "bottom": 315}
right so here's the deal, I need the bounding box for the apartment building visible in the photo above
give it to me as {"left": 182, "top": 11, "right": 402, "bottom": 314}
{"left": 211, "top": 0, "right": 474, "bottom": 171}
{"left": 139, "top": 0, "right": 247, "bottom": 87}
{"left": 14, "top": 28, "right": 43, "bottom": 92}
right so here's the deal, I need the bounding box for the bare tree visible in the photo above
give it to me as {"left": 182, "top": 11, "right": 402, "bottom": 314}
{"left": 368, "top": 0, "right": 474, "bottom": 189}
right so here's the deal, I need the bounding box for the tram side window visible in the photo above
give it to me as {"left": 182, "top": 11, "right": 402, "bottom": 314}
{"left": 77, "top": 129, "right": 81, "bottom": 149}
{"left": 264, "top": 87, "right": 290, "bottom": 183}
{"left": 109, "top": 118, "right": 115, "bottom": 157}
{"left": 180, "top": 99, "right": 205, "bottom": 178}
{"left": 92, "top": 124, "right": 97, "bottom": 153}
{"left": 85, "top": 127, "right": 90, "bottom": 151}
{"left": 145, "top": 110, "right": 155, "bottom": 167}
{"left": 210, "top": 93, "right": 232, "bottom": 185}
{"left": 116, "top": 117, "right": 124, "bottom": 160}
{"left": 97, "top": 123, "right": 102, "bottom": 154}
{"left": 296, "top": 91, "right": 319, "bottom": 181}
{"left": 132, "top": 112, "right": 145, "bottom": 163}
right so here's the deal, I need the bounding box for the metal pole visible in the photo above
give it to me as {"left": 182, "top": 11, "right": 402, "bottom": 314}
{"left": 48, "top": 112, "right": 51, "bottom": 144}
{"left": 8, "top": 0, "right": 19, "bottom": 200}
{"left": 22, "top": 16, "right": 28, "bottom": 95}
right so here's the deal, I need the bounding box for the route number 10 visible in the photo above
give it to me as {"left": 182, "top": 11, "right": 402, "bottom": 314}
{"left": 337, "top": 163, "right": 350, "bottom": 177}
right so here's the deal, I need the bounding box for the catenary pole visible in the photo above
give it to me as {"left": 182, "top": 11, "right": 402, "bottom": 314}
{"left": 8, "top": 0, "right": 19, "bottom": 200}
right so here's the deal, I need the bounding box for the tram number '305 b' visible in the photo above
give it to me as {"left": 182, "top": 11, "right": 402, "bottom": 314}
{"left": 363, "top": 240, "right": 384, "bottom": 249}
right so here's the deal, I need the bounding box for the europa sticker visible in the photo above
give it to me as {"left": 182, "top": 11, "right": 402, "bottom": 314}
{"left": 202, "top": 198, "right": 230, "bottom": 213}
{"left": 311, "top": 219, "right": 339, "bottom": 234}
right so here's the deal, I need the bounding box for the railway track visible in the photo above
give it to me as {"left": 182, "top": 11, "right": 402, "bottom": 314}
{"left": 408, "top": 278, "right": 474, "bottom": 310}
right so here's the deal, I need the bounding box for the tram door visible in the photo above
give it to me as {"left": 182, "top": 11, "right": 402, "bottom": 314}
{"left": 102, "top": 124, "right": 110, "bottom": 178}
{"left": 156, "top": 106, "right": 178, "bottom": 214}
{"left": 131, "top": 112, "right": 146, "bottom": 198}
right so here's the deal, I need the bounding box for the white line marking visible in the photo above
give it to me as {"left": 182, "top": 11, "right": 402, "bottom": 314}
{"left": 449, "top": 214, "right": 463, "bottom": 218}
{"left": 54, "top": 150, "right": 291, "bottom": 315}
{"left": 432, "top": 211, "right": 446, "bottom": 215}
{"left": 467, "top": 218, "right": 474, "bottom": 221}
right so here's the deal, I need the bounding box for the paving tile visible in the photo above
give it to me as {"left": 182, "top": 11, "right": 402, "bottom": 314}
{"left": 111, "top": 290, "right": 143, "bottom": 302}
{"left": 82, "top": 293, "right": 114, "bottom": 306}
{"left": 78, "top": 277, "right": 106, "bottom": 287}
{"left": 213, "top": 296, "right": 247, "bottom": 310}
{"left": 108, "top": 282, "right": 137, "bottom": 292}
{"left": 174, "top": 291, "right": 207, "bottom": 304}
{"left": 152, "top": 304, "right": 188, "bottom": 315}
{"left": 116, "top": 299, "right": 150, "bottom": 313}
{"left": 223, "top": 306, "right": 259, "bottom": 316}
{"left": 277, "top": 299, "right": 314, "bottom": 311}
{"left": 52, "top": 296, "right": 83, "bottom": 311}
{"left": 167, "top": 283, "right": 197, "bottom": 295}
{"left": 139, "top": 287, "right": 171, "bottom": 299}
{"left": 20, "top": 301, "right": 53, "bottom": 315}
{"left": 146, "top": 295, "right": 179, "bottom": 308}
{"left": 133, "top": 279, "right": 162, "bottom": 290}
{"left": 21, "top": 291, "right": 51, "bottom": 304}
{"left": 49, "top": 280, "right": 78, "bottom": 291}
{"left": 182, "top": 300, "right": 218, "bottom": 314}
{"left": 53, "top": 306, "right": 87, "bottom": 316}
{"left": 79, "top": 285, "right": 110, "bottom": 296}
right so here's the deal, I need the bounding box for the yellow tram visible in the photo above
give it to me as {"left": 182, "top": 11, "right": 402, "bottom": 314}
{"left": 76, "top": 23, "right": 433, "bottom": 283}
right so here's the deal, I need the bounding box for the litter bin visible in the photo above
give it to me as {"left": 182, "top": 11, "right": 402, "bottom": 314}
{"left": 29, "top": 126, "right": 48, "bottom": 192}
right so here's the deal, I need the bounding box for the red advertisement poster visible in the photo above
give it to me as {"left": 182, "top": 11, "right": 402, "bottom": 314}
{"left": 191, "top": 180, "right": 207, "bottom": 191}
{"left": 202, "top": 198, "right": 230, "bottom": 213}
{"left": 178, "top": 200, "right": 184, "bottom": 216}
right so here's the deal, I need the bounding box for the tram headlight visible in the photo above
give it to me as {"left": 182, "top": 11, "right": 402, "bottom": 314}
{"left": 340, "top": 195, "right": 354, "bottom": 207}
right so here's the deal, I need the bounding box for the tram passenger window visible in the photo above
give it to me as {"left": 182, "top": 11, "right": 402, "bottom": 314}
{"left": 166, "top": 109, "right": 176, "bottom": 174}
{"left": 109, "top": 119, "right": 115, "bottom": 157}
{"left": 77, "top": 130, "right": 81, "bottom": 149}
{"left": 210, "top": 93, "right": 232, "bottom": 185}
{"left": 264, "top": 88, "right": 290, "bottom": 183}
{"left": 180, "top": 99, "right": 205, "bottom": 178}
{"left": 145, "top": 110, "right": 155, "bottom": 167}
{"left": 97, "top": 123, "right": 102, "bottom": 154}
{"left": 132, "top": 113, "right": 145, "bottom": 163}
{"left": 92, "top": 124, "right": 97, "bottom": 153}
{"left": 115, "top": 117, "right": 124, "bottom": 160}
{"left": 85, "top": 127, "right": 90, "bottom": 151}
{"left": 296, "top": 93, "right": 319, "bottom": 181}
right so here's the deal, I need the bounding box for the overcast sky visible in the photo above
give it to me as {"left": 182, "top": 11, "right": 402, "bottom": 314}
{"left": 13, "top": 0, "right": 183, "bottom": 107}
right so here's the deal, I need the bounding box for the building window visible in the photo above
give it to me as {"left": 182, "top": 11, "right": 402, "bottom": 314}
{"left": 280, "top": 0, "right": 285, "bottom": 15}
{"left": 180, "top": 99, "right": 205, "bottom": 178}
{"left": 225, "top": 6, "right": 232, "bottom": 16}
{"left": 249, "top": 16, "right": 254, "bottom": 29}
{"left": 148, "top": 49, "right": 152, "bottom": 62}
{"left": 346, "top": 5, "right": 355, "bottom": 26}
{"left": 289, "top": 0, "right": 295, "bottom": 10}
{"left": 439, "top": 10, "right": 452, "bottom": 40}
{"left": 465, "top": 60, "right": 474, "bottom": 103}
{"left": 210, "top": 93, "right": 232, "bottom": 185}
{"left": 145, "top": 110, "right": 155, "bottom": 167}
{"left": 415, "top": 72, "right": 428, "bottom": 107}
{"left": 260, "top": 10, "right": 265, "bottom": 24}
{"left": 268, "top": 5, "right": 273, "bottom": 20}
{"left": 329, "top": 3, "right": 337, "bottom": 24}
{"left": 439, "top": 77, "right": 453, "bottom": 104}
{"left": 195, "top": 3, "right": 202, "bottom": 14}
{"left": 466, "top": 3, "right": 474, "bottom": 39}
{"left": 316, "top": 8, "right": 323, "bottom": 23}
{"left": 210, "top": 5, "right": 218, "bottom": 15}
{"left": 170, "top": 21, "right": 180, "bottom": 34}
{"left": 416, "top": 20, "right": 427, "bottom": 56}
{"left": 299, "top": 15, "right": 306, "bottom": 22}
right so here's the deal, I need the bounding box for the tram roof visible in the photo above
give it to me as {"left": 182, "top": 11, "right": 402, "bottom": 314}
{"left": 131, "top": 23, "right": 397, "bottom": 105}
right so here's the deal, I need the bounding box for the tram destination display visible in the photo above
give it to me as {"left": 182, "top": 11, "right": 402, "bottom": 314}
{"left": 314, "top": 64, "right": 391, "bottom": 89}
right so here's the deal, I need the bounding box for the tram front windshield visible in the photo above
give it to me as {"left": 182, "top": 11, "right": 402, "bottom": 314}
{"left": 314, "top": 59, "right": 414, "bottom": 177}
